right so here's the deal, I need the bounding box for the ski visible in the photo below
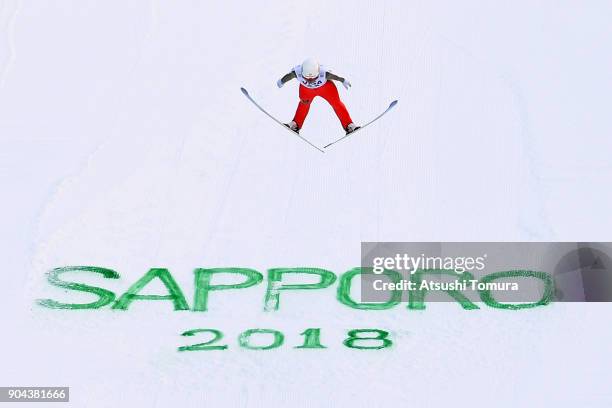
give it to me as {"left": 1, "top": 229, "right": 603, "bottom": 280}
{"left": 240, "top": 87, "right": 325, "bottom": 153}
{"left": 323, "top": 100, "right": 398, "bottom": 149}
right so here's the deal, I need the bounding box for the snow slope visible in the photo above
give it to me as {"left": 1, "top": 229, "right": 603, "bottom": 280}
{"left": 1, "top": 1, "right": 612, "bottom": 406}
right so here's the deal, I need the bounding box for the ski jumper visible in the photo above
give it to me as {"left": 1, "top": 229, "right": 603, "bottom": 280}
{"left": 280, "top": 65, "right": 353, "bottom": 129}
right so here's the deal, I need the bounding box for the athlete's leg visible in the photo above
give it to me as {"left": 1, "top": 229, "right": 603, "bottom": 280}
{"left": 292, "top": 85, "right": 316, "bottom": 129}
{"left": 318, "top": 81, "right": 353, "bottom": 129}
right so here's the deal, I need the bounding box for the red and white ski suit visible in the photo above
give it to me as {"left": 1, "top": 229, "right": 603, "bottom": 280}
{"left": 279, "top": 64, "right": 353, "bottom": 129}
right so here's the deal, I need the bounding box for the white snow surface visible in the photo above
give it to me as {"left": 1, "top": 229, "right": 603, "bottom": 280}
{"left": 1, "top": 1, "right": 612, "bottom": 407}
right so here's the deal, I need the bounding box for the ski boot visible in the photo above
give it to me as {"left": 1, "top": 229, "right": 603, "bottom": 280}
{"left": 284, "top": 120, "right": 300, "bottom": 134}
{"left": 345, "top": 123, "right": 360, "bottom": 135}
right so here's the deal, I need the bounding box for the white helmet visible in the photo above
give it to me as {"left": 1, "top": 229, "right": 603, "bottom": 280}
{"left": 301, "top": 57, "right": 320, "bottom": 79}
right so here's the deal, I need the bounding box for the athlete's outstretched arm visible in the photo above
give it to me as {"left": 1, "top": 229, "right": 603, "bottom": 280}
{"left": 326, "top": 72, "right": 351, "bottom": 90}
{"left": 277, "top": 71, "right": 297, "bottom": 88}
{"left": 326, "top": 72, "right": 345, "bottom": 82}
